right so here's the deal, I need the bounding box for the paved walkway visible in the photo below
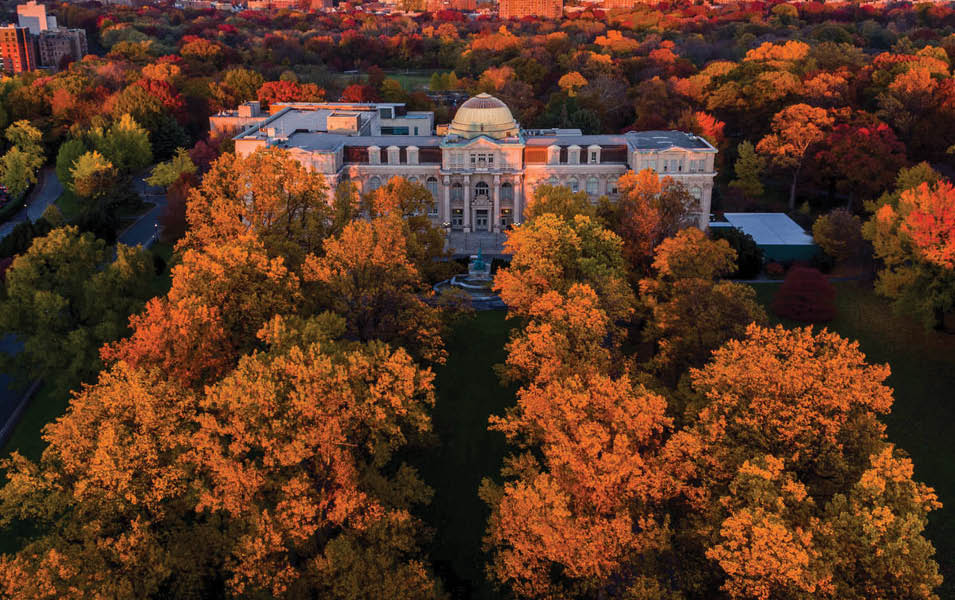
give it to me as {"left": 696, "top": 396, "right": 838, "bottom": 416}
{"left": 0, "top": 168, "right": 64, "bottom": 240}
{"left": 118, "top": 177, "right": 168, "bottom": 249}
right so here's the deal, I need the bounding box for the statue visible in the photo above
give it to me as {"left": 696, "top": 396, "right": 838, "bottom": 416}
{"left": 468, "top": 247, "right": 491, "bottom": 281}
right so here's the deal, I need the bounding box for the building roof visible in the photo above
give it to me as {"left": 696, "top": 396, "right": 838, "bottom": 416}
{"left": 524, "top": 130, "right": 716, "bottom": 152}
{"left": 722, "top": 213, "right": 815, "bottom": 246}
{"left": 448, "top": 93, "right": 520, "bottom": 140}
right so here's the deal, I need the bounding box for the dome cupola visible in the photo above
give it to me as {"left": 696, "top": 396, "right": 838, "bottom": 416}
{"left": 448, "top": 93, "right": 519, "bottom": 140}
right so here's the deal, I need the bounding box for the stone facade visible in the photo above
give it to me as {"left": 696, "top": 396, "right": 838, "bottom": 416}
{"left": 229, "top": 94, "right": 718, "bottom": 232}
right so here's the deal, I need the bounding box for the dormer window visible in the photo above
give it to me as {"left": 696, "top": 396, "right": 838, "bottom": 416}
{"left": 368, "top": 146, "right": 381, "bottom": 165}
{"left": 407, "top": 146, "right": 419, "bottom": 165}
{"left": 588, "top": 144, "right": 601, "bottom": 164}
{"left": 387, "top": 145, "right": 400, "bottom": 165}
{"left": 568, "top": 145, "right": 581, "bottom": 165}
{"left": 547, "top": 145, "right": 560, "bottom": 165}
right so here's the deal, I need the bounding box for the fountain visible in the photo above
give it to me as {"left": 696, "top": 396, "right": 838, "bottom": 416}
{"left": 433, "top": 247, "right": 501, "bottom": 303}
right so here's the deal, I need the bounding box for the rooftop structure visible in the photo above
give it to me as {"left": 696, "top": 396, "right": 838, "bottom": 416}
{"left": 720, "top": 213, "right": 819, "bottom": 262}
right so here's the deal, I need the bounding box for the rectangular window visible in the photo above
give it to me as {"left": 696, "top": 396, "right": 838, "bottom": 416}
{"left": 590, "top": 151, "right": 598, "bottom": 163}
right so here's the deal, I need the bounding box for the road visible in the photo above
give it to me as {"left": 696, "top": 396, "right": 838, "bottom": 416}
{"left": 0, "top": 168, "right": 64, "bottom": 241}
{"left": 0, "top": 171, "right": 165, "bottom": 448}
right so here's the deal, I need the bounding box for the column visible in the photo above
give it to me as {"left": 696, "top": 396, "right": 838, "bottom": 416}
{"left": 514, "top": 175, "right": 523, "bottom": 225}
{"left": 442, "top": 176, "right": 450, "bottom": 225}
{"left": 463, "top": 175, "right": 471, "bottom": 233}
{"left": 492, "top": 175, "right": 501, "bottom": 233}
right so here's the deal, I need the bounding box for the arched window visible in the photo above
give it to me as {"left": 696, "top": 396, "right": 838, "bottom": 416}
{"left": 501, "top": 182, "right": 514, "bottom": 202}
{"left": 451, "top": 183, "right": 463, "bottom": 202}
{"left": 408, "top": 176, "right": 418, "bottom": 184}
{"left": 427, "top": 176, "right": 439, "bottom": 198}
{"left": 546, "top": 176, "right": 559, "bottom": 187}
{"left": 475, "top": 181, "right": 489, "bottom": 197}
{"left": 568, "top": 178, "right": 579, "bottom": 193}
{"left": 586, "top": 177, "right": 599, "bottom": 196}
{"left": 368, "top": 176, "right": 382, "bottom": 191}
{"left": 691, "top": 186, "right": 702, "bottom": 201}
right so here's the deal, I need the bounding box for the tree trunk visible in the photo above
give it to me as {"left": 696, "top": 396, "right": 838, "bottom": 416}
{"left": 789, "top": 164, "right": 801, "bottom": 212}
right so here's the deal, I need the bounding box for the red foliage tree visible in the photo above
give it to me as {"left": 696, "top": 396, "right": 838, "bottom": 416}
{"left": 256, "top": 80, "right": 325, "bottom": 109}
{"left": 771, "top": 266, "right": 836, "bottom": 322}
{"left": 339, "top": 83, "right": 380, "bottom": 103}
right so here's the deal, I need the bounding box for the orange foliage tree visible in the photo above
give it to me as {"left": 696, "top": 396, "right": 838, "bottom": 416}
{"left": 181, "top": 147, "right": 331, "bottom": 270}
{"left": 304, "top": 217, "right": 445, "bottom": 364}
{"left": 611, "top": 169, "right": 694, "bottom": 276}
{"left": 757, "top": 104, "right": 834, "bottom": 210}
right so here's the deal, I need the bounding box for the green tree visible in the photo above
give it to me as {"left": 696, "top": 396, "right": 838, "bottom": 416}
{"left": 146, "top": 147, "right": 196, "bottom": 188}
{"left": 0, "top": 146, "right": 43, "bottom": 199}
{"left": 90, "top": 114, "right": 153, "bottom": 175}
{"left": 729, "top": 141, "right": 766, "bottom": 199}
{"left": 0, "top": 226, "right": 154, "bottom": 391}
{"left": 5, "top": 120, "right": 42, "bottom": 156}
{"left": 523, "top": 184, "right": 598, "bottom": 223}
{"left": 55, "top": 138, "right": 87, "bottom": 190}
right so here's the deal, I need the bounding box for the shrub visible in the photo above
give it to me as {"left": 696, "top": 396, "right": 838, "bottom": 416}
{"left": 766, "top": 261, "right": 785, "bottom": 277}
{"left": 812, "top": 208, "right": 865, "bottom": 263}
{"left": 710, "top": 226, "right": 763, "bottom": 279}
{"left": 771, "top": 266, "right": 836, "bottom": 322}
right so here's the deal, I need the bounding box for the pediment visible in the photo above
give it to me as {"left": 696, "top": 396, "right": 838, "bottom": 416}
{"left": 445, "top": 136, "right": 513, "bottom": 150}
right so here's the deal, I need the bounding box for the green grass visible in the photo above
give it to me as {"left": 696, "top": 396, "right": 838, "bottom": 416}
{"left": 332, "top": 70, "right": 448, "bottom": 92}
{"left": 750, "top": 281, "right": 955, "bottom": 596}
{"left": 413, "top": 311, "right": 517, "bottom": 599}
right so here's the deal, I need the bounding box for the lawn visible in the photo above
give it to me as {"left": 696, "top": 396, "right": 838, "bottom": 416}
{"left": 413, "top": 310, "right": 517, "bottom": 600}
{"left": 332, "top": 69, "right": 448, "bottom": 92}
{"left": 751, "top": 280, "right": 955, "bottom": 597}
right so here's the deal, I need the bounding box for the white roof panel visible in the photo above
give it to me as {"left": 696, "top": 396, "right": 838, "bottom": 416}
{"left": 722, "top": 213, "right": 814, "bottom": 246}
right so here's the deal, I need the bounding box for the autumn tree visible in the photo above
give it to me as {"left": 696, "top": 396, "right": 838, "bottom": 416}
{"left": 362, "top": 176, "right": 454, "bottom": 284}
{"left": 611, "top": 169, "right": 694, "bottom": 276}
{"left": 193, "top": 317, "right": 443, "bottom": 598}
{"left": 757, "top": 104, "right": 834, "bottom": 210}
{"left": 54, "top": 138, "right": 87, "bottom": 191}
{"left": 683, "top": 325, "right": 941, "bottom": 599}
{"left": 863, "top": 164, "right": 955, "bottom": 328}
{"left": 640, "top": 228, "right": 767, "bottom": 382}
{"left": 0, "top": 226, "right": 154, "bottom": 391}
{"left": 182, "top": 147, "right": 331, "bottom": 270}
{"left": 522, "top": 183, "right": 598, "bottom": 223}
{"left": 89, "top": 113, "right": 153, "bottom": 175}
{"left": 0, "top": 364, "right": 226, "bottom": 600}
{"left": 304, "top": 217, "right": 445, "bottom": 364}
{"left": 771, "top": 266, "right": 836, "bottom": 322}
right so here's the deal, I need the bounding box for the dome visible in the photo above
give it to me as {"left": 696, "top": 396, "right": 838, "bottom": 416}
{"left": 448, "top": 93, "right": 519, "bottom": 140}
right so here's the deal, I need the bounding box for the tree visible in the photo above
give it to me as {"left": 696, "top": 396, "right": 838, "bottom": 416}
{"left": 182, "top": 148, "right": 331, "bottom": 270}
{"left": 558, "top": 71, "right": 588, "bottom": 97}
{"left": 0, "top": 146, "right": 43, "bottom": 199}
{"left": 55, "top": 138, "right": 87, "bottom": 190}
{"left": 0, "top": 364, "right": 225, "bottom": 600}
{"left": 192, "top": 323, "right": 442, "bottom": 597}
{"left": 729, "top": 141, "right": 766, "bottom": 199}
{"left": 339, "top": 84, "right": 380, "bottom": 103}
{"left": 69, "top": 150, "right": 116, "bottom": 200}
{"left": 757, "top": 104, "right": 833, "bottom": 210}
{"left": 612, "top": 169, "right": 694, "bottom": 276}
{"left": 812, "top": 122, "right": 907, "bottom": 210}
{"left": 494, "top": 213, "right": 634, "bottom": 326}
{"left": 362, "top": 176, "right": 453, "bottom": 284}
{"left": 5, "top": 120, "right": 43, "bottom": 156}
{"left": 522, "top": 184, "right": 597, "bottom": 223}
{"left": 863, "top": 164, "right": 955, "bottom": 329}
{"left": 146, "top": 147, "right": 196, "bottom": 188}
{"left": 304, "top": 217, "right": 445, "bottom": 364}
{"left": 710, "top": 227, "right": 764, "bottom": 279}
{"left": 771, "top": 266, "right": 836, "bottom": 322}
{"left": 640, "top": 229, "right": 767, "bottom": 381}
{"left": 90, "top": 113, "right": 153, "bottom": 175}
{"left": 0, "top": 120, "right": 44, "bottom": 199}
{"left": 256, "top": 80, "right": 325, "bottom": 109}
{"left": 812, "top": 208, "right": 866, "bottom": 264}
{"left": 0, "top": 227, "right": 154, "bottom": 391}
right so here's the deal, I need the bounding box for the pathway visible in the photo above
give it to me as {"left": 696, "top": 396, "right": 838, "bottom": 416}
{"left": 0, "top": 168, "right": 64, "bottom": 240}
